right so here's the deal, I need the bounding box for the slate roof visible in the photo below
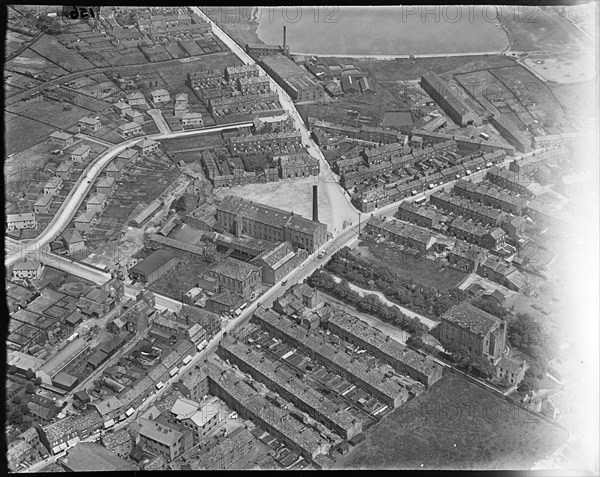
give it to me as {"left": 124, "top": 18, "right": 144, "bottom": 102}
{"left": 442, "top": 301, "right": 503, "bottom": 336}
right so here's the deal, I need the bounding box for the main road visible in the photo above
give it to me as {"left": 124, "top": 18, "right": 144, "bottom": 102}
{"left": 5, "top": 121, "right": 253, "bottom": 268}
{"left": 192, "top": 7, "right": 360, "bottom": 236}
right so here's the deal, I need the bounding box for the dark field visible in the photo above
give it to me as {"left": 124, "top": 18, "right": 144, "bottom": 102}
{"left": 338, "top": 373, "right": 568, "bottom": 470}
{"left": 356, "top": 240, "right": 467, "bottom": 291}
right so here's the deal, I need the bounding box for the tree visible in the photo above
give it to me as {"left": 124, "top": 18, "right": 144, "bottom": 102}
{"left": 8, "top": 408, "right": 23, "bottom": 426}
{"left": 20, "top": 403, "right": 30, "bottom": 415}
{"left": 25, "top": 368, "right": 35, "bottom": 380}
{"left": 12, "top": 395, "right": 22, "bottom": 405}
{"left": 7, "top": 365, "right": 17, "bottom": 375}
{"left": 35, "top": 377, "right": 42, "bottom": 385}
{"left": 25, "top": 383, "right": 35, "bottom": 395}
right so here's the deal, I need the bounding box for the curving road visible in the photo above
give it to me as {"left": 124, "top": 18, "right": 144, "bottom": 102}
{"left": 5, "top": 121, "right": 253, "bottom": 268}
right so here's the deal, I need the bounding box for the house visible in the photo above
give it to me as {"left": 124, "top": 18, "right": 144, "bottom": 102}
{"left": 175, "top": 93, "right": 188, "bottom": 105}
{"left": 208, "top": 257, "right": 262, "bottom": 299}
{"left": 34, "top": 194, "right": 54, "bottom": 214}
{"left": 151, "top": 89, "right": 171, "bottom": 104}
{"left": 65, "top": 310, "right": 83, "bottom": 328}
{"left": 127, "top": 91, "right": 146, "bottom": 106}
{"left": 495, "top": 355, "right": 528, "bottom": 386}
{"left": 89, "top": 396, "right": 124, "bottom": 422}
{"left": 138, "top": 418, "right": 189, "bottom": 462}
{"left": 101, "top": 429, "right": 132, "bottom": 460}
{"left": 86, "top": 193, "right": 107, "bottom": 214}
{"left": 136, "top": 137, "right": 160, "bottom": 155}
{"left": 49, "top": 131, "right": 74, "bottom": 147}
{"left": 106, "top": 159, "right": 126, "bottom": 179}
{"left": 61, "top": 229, "right": 86, "bottom": 256}
{"left": 447, "top": 240, "right": 486, "bottom": 272}
{"left": 56, "top": 160, "right": 74, "bottom": 179}
{"left": 27, "top": 394, "right": 60, "bottom": 421}
{"left": 117, "top": 148, "right": 138, "bottom": 162}
{"left": 174, "top": 102, "right": 188, "bottom": 118}
{"left": 78, "top": 116, "right": 101, "bottom": 132}
{"left": 44, "top": 176, "right": 63, "bottom": 195}
{"left": 118, "top": 122, "right": 143, "bottom": 138}
{"left": 502, "top": 216, "right": 526, "bottom": 240}
{"left": 205, "top": 289, "right": 244, "bottom": 316}
{"left": 114, "top": 100, "right": 133, "bottom": 117}
{"left": 6, "top": 213, "right": 37, "bottom": 231}
{"left": 181, "top": 112, "right": 204, "bottom": 128}
{"left": 481, "top": 227, "right": 506, "bottom": 252}
{"left": 71, "top": 144, "right": 91, "bottom": 162}
{"left": 125, "top": 108, "right": 144, "bottom": 124}
{"left": 12, "top": 259, "right": 44, "bottom": 280}
{"left": 96, "top": 176, "right": 116, "bottom": 196}
{"left": 74, "top": 210, "right": 97, "bottom": 232}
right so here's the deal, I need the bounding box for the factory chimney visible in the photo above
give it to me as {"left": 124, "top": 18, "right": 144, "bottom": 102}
{"left": 312, "top": 185, "right": 319, "bottom": 222}
{"left": 283, "top": 26, "right": 286, "bottom": 50}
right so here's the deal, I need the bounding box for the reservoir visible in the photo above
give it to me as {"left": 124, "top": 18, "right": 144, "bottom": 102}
{"left": 256, "top": 6, "right": 510, "bottom": 56}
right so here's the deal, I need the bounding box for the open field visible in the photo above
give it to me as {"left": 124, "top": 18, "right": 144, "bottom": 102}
{"left": 7, "top": 97, "right": 96, "bottom": 130}
{"left": 338, "top": 373, "right": 568, "bottom": 470}
{"left": 6, "top": 47, "right": 70, "bottom": 77}
{"left": 497, "top": 6, "right": 590, "bottom": 51}
{"left": 342, "top": 55, "right": 516, "bottom": 82}
{"left": 214, "top": 175, "right": 338, "bottom": 227}
{"left": 551, "top": 79, "right": 597, "bottom": 119}
{"left": 355, "top": 240, "right": 468, "bottom": 291}
{"left": 161, "top": 132, "right": 225, "bottom": 153}
{"left": 30, "top": 34, "right": 96, "bottom": 72}
{"left": 4, "top": 112, "right": 56, "bottom": 155}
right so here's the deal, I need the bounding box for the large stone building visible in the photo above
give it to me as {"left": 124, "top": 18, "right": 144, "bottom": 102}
{"left": 208, "top": 257, "right": 262, "bottom": 299}
{"left": 216, "top": 195, "right": 327, "bottom": 253}
{"left": 420, "top": 72, "right": 482, "bottom": 127}
{"left": 439, "top": 302, "right": 507, "bottom": 362}
{"left": 260, "top": 54, "right": 324, "bottom": 102}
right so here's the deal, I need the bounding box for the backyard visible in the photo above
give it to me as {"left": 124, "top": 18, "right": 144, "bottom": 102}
{"left": 150, "top": 253, "right": 215, "bottom": 300}
{"left": 337, "top": 373, "right": 568, "bottom": 470}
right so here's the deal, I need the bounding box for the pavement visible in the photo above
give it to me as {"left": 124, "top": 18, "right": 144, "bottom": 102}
{"left": 147, "top": 109, "right": 172, "bottom": 134}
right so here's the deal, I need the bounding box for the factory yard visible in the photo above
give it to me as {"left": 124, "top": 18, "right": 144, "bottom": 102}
{"left": 337, "top": 373, "right": 569, "bottom": 470}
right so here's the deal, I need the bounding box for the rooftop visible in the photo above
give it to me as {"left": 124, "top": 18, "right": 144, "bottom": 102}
{"left": 211, "top": 257, "right": 261, "bottom": 282}
{"left": 139, "top": 418, "right": 182, "bottom": 446}
{"left": 61, "top": 442, "right": 137, "bottom": 472}
{"left": 442, "top": 301, "right": 503, "bottom": 336}
{"left": 131, "top": 250, "right": 176, "bottom": 276}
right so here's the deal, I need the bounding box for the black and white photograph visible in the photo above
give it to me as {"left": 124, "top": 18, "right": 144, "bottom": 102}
{"left": 3, "top": 4, "right": 598, "bottom": 473}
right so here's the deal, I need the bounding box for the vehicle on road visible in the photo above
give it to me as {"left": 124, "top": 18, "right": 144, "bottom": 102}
{"left": 318, "top": 250, "right": 326, "bottom": 259}
{"left": 281, "top": 280, "right": 287, "bottom": 286}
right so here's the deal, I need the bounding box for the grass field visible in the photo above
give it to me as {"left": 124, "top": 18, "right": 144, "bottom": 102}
{"left": 30, "top": 34, "right": 96, "bottom": 72}
{"left": 7, "top": 98, "right": 95, "bottom": 130}
{"left": 355, "top": 240, "right": 467, "bottom": 291}
{"left": 6, "top": 48, "right": 70, "bottom": 77}
{"left": 4, "top": 112, "right": 57, "bottom": 155}
{"left": 551, "top": 79, "right": 596, "bottom": 119}
{"left": 161, "top": 132, "right": 225, "bottom": 153}
{"left": 497, "top": 6, "right": 589, "bottom": 51}
{"left": 338, "top": 373, "right": 568, "bottom": 470}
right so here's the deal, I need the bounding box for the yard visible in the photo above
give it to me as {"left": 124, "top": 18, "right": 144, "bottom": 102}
{"left": 30, "top": 34, "right": 96, "bottom": 72}
{"left": 150, "top": 253, "right": 215, "bottom": 299}
{"left": 355, "top": 240, "right": 467, "bottom": 291}
{"left": 338, "top": 373, "right": 568, "bottom": 470}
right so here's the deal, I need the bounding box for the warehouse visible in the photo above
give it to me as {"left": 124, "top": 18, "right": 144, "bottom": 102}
{"left": 420, "top": 71, "right": 482, "bottom": 127}
{"left": 260, "top": 55, "right": 324, "bottom": 102}
{"left": 130, "top": 250, "right": 178, "bottom": 284}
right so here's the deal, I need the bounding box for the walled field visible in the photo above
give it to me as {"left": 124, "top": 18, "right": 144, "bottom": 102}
{"left": 30, "top": 34, "right": 96, "bottom": 72}
{"left": 338, "top": 373, "right": 568, "bottom": 470}
{"left": 150, "top": 253, "right": 215, "bottom": 299}
{"left": 5, "top": 112, "right": 56, "bottom": 155}
{"left": 355, "top": 239, "right": 468, "bottom": 291}
{"left": 161, "top": 132, "right": 225, "bottom": 153}
{"left": 6, "top": 98, "right": 96, "bottom": 130}
{"left": 6, "top": 48, "right": 70, "bottom": 77}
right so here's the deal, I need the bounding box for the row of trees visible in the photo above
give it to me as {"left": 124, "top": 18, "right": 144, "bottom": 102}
{"left": 307, "top": 270, "right": 428, "bottom": 335}
{"left": 324, "top": 248, "right": 467, "bottom": 319}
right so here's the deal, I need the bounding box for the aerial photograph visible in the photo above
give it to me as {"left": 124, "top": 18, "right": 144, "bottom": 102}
{"left": 4, "top": 4, "right": 599, "bottom": 473}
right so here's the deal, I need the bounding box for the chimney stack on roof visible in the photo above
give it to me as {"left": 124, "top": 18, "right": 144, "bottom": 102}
{"left": 312, "top": 185, "right": 319, "bottom": 222}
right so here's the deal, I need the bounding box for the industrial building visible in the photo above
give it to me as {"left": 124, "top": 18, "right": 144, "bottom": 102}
{"left": 216, "top": 195, "right": 327, "bottom": 253}
{"left": 260, "top": 54, "right": 324, "bottom": 102}
{"left": 420, "top": 72, "right": 482, "bottom": 127}
{"left": 439, "top": 301, "right": 507, "bottom": 362}
{"left": 129, "top": 249, "right": 178, "bottom": 284}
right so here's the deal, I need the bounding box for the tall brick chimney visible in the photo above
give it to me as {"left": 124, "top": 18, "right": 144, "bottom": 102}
{"left": 312, "top": 185, "right": 318, "bottom": 222}
{"left": 283, "top": 26, "right": 286, "bottom": 50}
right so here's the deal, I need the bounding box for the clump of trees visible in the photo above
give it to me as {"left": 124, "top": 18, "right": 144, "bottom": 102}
{"left": 323, "top": 248, "right": 467, "bottom": 318}
{"left": 307, "top": 270, "right": 428, "bottom": 335}
{"left": 471, "top": 296, "right": 509, "bottom": 320}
